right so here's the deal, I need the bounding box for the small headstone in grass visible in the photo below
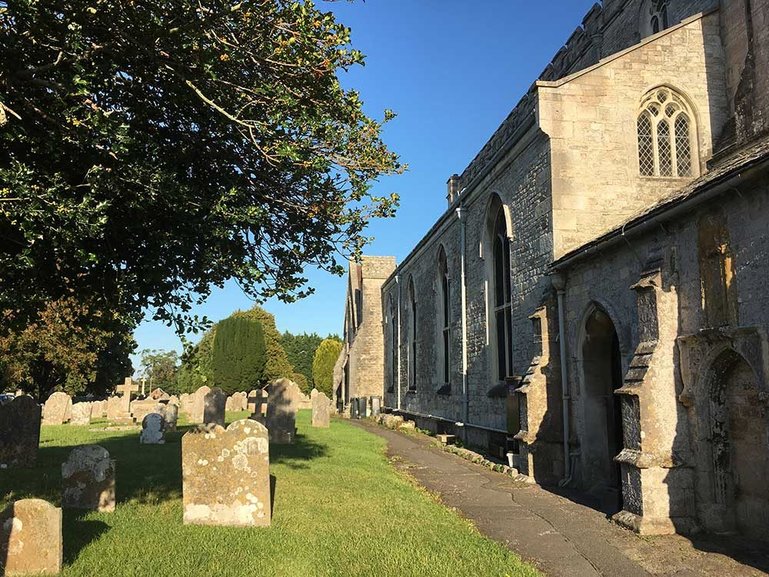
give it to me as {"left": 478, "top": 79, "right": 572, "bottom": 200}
{"left": 0, "top": 395, "right": 41, "bottom": 468}
{"left": 204, "top": 387, "right": 226, "bottom": 426}
{"left": 371, "top": 396, "right": 382, "bottom": 417}
{"left": 70, "top": 402, "right": 92, "bottom": 426}
{"left": 266, "top": 379, "right": 300, "bottom": 444}
{"left": 190, "top": 386, "right": 211, "bottom": 423}
{"left": 0, "top": 499, "right": 62, "bottom": 576}
{"left": 61, "top": 445, "right": 116, "bottom": 512}
{"left": 131, "top": 398, "right": 162, "bottom": 423}
{"left": 90, "top": 399, "right": 106, "bottom": 420}
{"left": 310, "top": 388, "right": 318, "bottom": 399}
{"left": 226, "top": 391, "right": 248, "bottom": 412}
{"left": 106, "top": 396, "right": 125, "bottom": 421}
{"left": 140, "top": 413, "right": 165, "bottom": 444}
{"left": 311, "top": 392, "right": 331, "bottom": 428}
{"left": 182, "top": 419, "right": 271, "bottom": 527}
{"left": 179, "top": 393, "right": 193, "bottom": 416}
{"left": 161, "top": 403, "right": 178, "bottom": 432}
{"left": 42, "top": 392, "right": 72, "bottom": 425}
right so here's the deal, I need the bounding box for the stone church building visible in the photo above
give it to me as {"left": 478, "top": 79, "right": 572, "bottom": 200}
{"left": 337, "top": 0, "right": 769, "bottom": 539}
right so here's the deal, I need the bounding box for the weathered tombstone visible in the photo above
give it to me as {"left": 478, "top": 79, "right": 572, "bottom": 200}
{"left": 90, "top": 399, "right": 107, "bottom": 420}
{"left": 70, "top": 402, "right": 92, "bottom": 426}
{"left": 246, "top": 389, "right": 261, "bottom": 415}
{"left": 130, "top": 398, "right": 161, "bottom": 423}
{"left": 182, "top": 419, "right": 270, "bottom": 526}
{"left": 310, "top": 388, "right": 319, "bottom": 399}
{"left": 106, "top": 396, "right": 124, "bottom": 421}
{"left": 266, "top": 378, "right": 300, "bottom": 444}
{"left": 190, "top": 386, "right": 211, "bottom": 423}
{"left": 168, "top": 394, "right": 180, "bottom": 406}
{"left": 371, "top": 396, "right": 382, "bottom": 417}
{"left": 204, "top": 387, "right": 226, "bottom": 427}
{"left": 42, "top": 392, "right": 72, "bottom": 425}
{"left": 311, "top": 391, "right": 331, "bottom": 428}
{"left": 161, "top": 402, "right": 178, "bottom": 432}
{"left": 61, "top": 445, "right": 116, "bottom": 512}
{"left": 179, "top": 393, "right": 193, "bottom": 416}
{"left": 149, "top": 387, "right": 170, "bottom": 401}
{"left": 0, "top": 499, "right": 62, "bottom": 576}
{"left": 140, "top": 413, "right": 165, "bottom": 444}
{"left": 115, "top": 377, "right": 139, "bottom": 414}
{"left": 0, "top": 395, "right": 41, "bottom": 468}
{"left": 225, "top": 395, "right": 236, "bottom": 412}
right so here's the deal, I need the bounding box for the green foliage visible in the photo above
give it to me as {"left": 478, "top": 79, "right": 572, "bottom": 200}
{"left": 0, "top": 0, "right": 402, "bottom": 336}
{"left": 291, "top": 371, "right": 309, "bottom": 394}
{"left": 211, "top": 316, "right": 265, "bottom": 394}
{"left": 176, "top": 329, "right": 215, "bottom": 394}
{"left": 312, "top": 338, "right": 343, "bottom": 397}
{"left": 235, "top": 306, "right": 294, "bottom": 382}
{"left": 282, "top": 331, "right": 323, "bottom": 389}
{"left": 139, "top": 348, "right": 179, "bottom": 393}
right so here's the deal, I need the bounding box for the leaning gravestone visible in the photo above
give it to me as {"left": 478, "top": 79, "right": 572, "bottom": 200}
{"left": 0, "top": 499, "right": 62, "bottom": 576}
{"left": 42, "top": 392, "right": 72, "bottom": 425}
{"left": 182, "top": 419, "right": 270, "bottom": 527}
{"left": 161, "top": 403, "right": 179, "bottom": 432}
{"left": 312, "top": 391, "right": 331, "bottom": 428}
{"left": 204, "top": 387, "right": 226, "bottom": 427}
{"left": 140, "top": 413, "right": 165, "bottom": 444}
{"left": 61, "top": 445, "right": 116, "bottom": 512}
{"left": 0, "top": 395, "right": 41, "bottom": 468}
{"left": 190, "top": 386, "right": 211, "bottom": 423}
{"left": 266, "top": 378, "right": 300, "bottom": 444}
{"left": 70, "top": 402, "right": 92, "bottom": 426}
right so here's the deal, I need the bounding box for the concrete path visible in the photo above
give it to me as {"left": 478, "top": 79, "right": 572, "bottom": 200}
{"left": 354, "top": 420, "right": 769, "bottom": 577}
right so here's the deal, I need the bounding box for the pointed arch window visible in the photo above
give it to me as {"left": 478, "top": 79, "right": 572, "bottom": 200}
{"left": 641, "top": 0, "right": 669, "bottom": 36}
{"left": 437, "top": 247, "right": 451, "bottom": 388}
{"left": 492, "top": 209, "right": 514, "bottom": 380}
{"left": 637, "top": 87, "right": 695, "bottom": 178}
{"left": 407, "top": 276, "right": 417, "bottom": 391}
{"left": 387, "top": 294, "right": 397, "bottom": 393}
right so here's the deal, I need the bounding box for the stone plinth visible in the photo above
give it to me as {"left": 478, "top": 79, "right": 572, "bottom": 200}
{"left": 61, "top": 445, "right": 116, "bottom": 512}
{"left": 182, "top": 419, "right": 271, "bottom": 527}
{"left": 0, "top": 499, "right": 62, "bottom": 576}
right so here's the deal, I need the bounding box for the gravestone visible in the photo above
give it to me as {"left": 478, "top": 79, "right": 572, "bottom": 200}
{"left": 161, "top": 402, "right": 179, "bottom": 432}
{"left": 0, "top": 395, "right": 41, "bottom": 468}
{"left": 182, "top": 419, "right": 270, "bottom": 527}
{"left": 90, "top": 399, "right": 107, "bottom": 420}
{"left": 168, "top": 395, "right": 180, "bottom": 406}
{"left": 310, "top": 388, "right": 319, "bottom": 399}
{"left": 266, "top": 378, "right": 300, "bottom": 444}
{"left": 149, "top": 387, "right": 170, "bottom": 401}
{"left": 204, "top": 387, "right": 226, "bottom": 427}
{"left": 61, "top": 445, "right": 116, "bottom": 512}
{"left": 42, "top": 392, "right": 72, "bottom": 425}
{"left": 226, "top": 391, "right": 248, "bottom": 412}
{"left": 140, "top": 413, "right": 165, "bottom": 444}
{"left": 70, "top": 402, "right": 92, "bottom": 426}
{"left": 179, "top": 393, "right": 193, "bottom": 417}
{"left": 371, "top": 396, "right": 382, "bottom": 417}
{"left": 115, "top": 378, "right": 139, "bottom": 414}
{"left": 131, "top": 398, "right": 161, "bottom": 422}
{"left": 106, "top": 396, "right": 124, "bottom": 421}
{"left": 0, "top": 499, "right": 62, "bottom": 576}
{"left": 190, "top": 386, "right": 211, "bottom": 423}
{"left": 312, "top": 391, "right": 331, "bottom": 428}
{"left": 247, "top": 389, "right": 262, "bottom": 415}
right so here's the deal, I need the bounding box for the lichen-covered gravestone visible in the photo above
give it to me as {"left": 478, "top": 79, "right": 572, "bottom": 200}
{"left": 182, "top": 419, "right": 271, "bottom": 527}
{"left": 105, "top": 396, "right": 124, "bottom": 421}
{"left": 140, "top": 413, "right": 165, "bottom": 444}
{"left": 131, "top": 398, "right": 162, "bottom": 423}
{"left": 42, "top": 392, "right": 72, "bottom": 425}
{"left": 311, "top": 392, "right": 331, "bottom": 428}
{"left": 61, "top": 445, "right": 116, "bottom": 512}
{"left": 161, "top": 403, "right": 178, "bottom": 432}
{"left": 204, "top": 387, "right": 226, "bottom": 427}
{"left": 90, "top": 399, "right": 107, "bottom": 420}
{"left": 0, "top": 395, "right": 41, "bottom": 468}
{"left": 0, "top": 499, "right": 62, "bottom": 576}
{"left": 266, "top": 379, "right": 300, "bottom": 444}
{"left": 70, "top": 402, "right": 92, "bottom": 426}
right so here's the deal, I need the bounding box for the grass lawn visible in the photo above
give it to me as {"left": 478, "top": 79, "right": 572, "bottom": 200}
{"left": 1, "top": 411, "right": 540, "bottom": 577}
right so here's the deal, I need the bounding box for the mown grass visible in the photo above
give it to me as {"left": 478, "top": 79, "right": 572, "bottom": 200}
{"left": 1, "top": 411, "right": 539, "bottom": 577}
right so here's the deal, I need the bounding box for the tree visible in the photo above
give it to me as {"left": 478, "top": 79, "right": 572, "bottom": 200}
{"left": 211, "top": 315, "right": 265, "bottom": 394}
{"left": 0, "top": 0, "right": 402, "bottom": 339}
{"left": 0, "top": 297, "right": 134, "bottom": 401}
{"left": 139, "top": 348, "right": 179, "bottom": 392}
{"left": 312, "top": 338, "right": 342, "bottom": 397}
{"left": 282, "top": 331, "right": 323, "bottom": 390}
{"left": 235, "top": 306, "right": 293, "bottom": 382}
{"left": 176, "top": 328, "right": 216, "bottom": 394}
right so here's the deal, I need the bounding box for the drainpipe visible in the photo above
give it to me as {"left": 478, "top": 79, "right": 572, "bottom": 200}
{"left": 396, "top": 274, "right": 402, "bottom": 411}
{"left": 457, "top": 202, "right": 470, "bottom": 436}
{"left": 551, "top": 271, "right": 571, "bottom": 480}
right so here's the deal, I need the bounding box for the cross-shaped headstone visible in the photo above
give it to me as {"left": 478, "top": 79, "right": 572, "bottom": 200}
{"left": 115, "top": 377, "right": 139, "bottom": 413}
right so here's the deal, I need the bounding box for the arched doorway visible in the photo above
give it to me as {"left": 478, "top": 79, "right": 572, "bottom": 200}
{"left": 580, "top": 306, "right": 624, "bottom": 512}
{"left": 706, "top": 349, "right": 769, "bottom": 538}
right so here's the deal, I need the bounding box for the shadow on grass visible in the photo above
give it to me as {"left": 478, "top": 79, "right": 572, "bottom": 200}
{"left": 269, "top": 432, "right": 328, "bottom": 470}
{"left": 63, "top": 509, "right": 110, "bottom": 565}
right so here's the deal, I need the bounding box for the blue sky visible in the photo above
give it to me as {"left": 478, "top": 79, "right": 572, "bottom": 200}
{"left": 132, "top": 0, "right": 597, "bottom": 368}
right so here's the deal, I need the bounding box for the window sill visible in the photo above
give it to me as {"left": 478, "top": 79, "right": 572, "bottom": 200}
{"left": 436, "top": 384, "right": 451, "bottom": 396}
{"left": 405, "top": 389, "right": 417, "bottom": 395}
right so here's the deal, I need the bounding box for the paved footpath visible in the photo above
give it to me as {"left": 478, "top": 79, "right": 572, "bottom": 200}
{"left": 354, "top": 420, "right": 769, "bottom": 577}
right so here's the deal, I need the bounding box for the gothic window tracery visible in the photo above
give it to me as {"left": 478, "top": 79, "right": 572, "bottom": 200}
{"left": 492, "top": 209, "right": 514, "bottom": 381}
{"left": 637, "top": 87, "right": 695, "bottom": 178}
